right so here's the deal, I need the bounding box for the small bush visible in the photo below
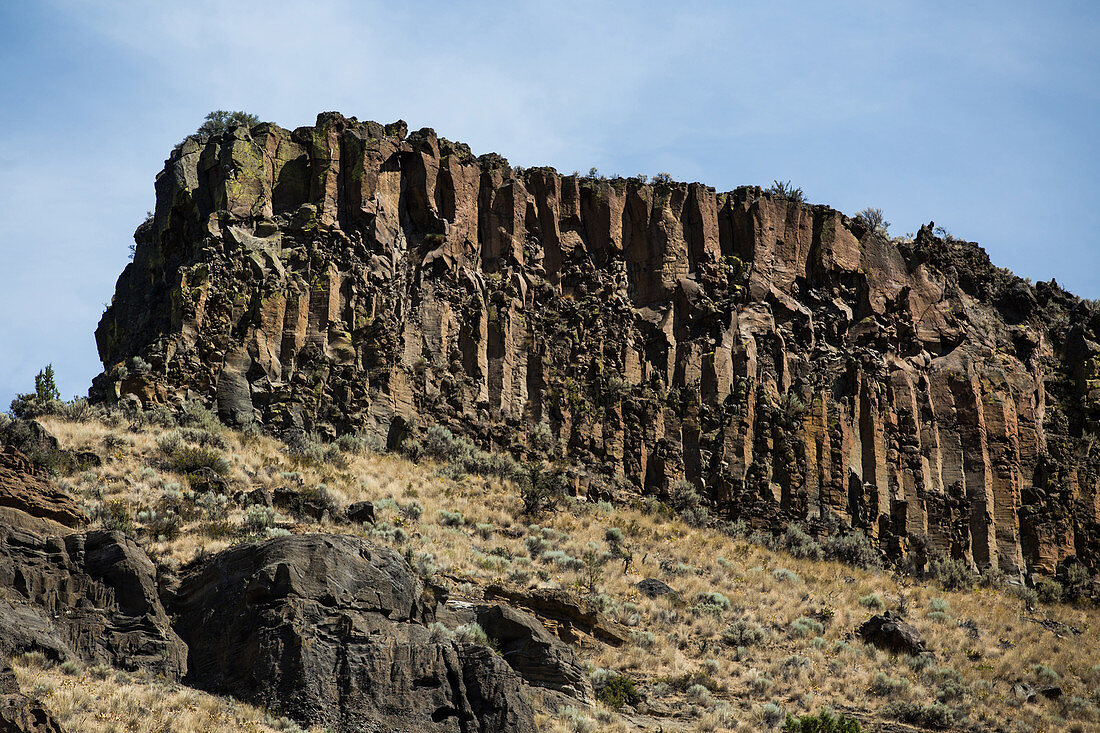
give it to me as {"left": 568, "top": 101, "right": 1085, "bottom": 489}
{"left": 453, "top": 623, "right": 490, "bottom": 646}
{"left": 759, "top": 702, "right": 787, "bottom": 727}
{"left": 859, "top": 593, "right": 885, "bottom": 611}
{"left": 766, "top": 180, "right": 804, "bottom": 202}
{"left": 929, "top": 556, "right": 973, "bottom": 591}
{"left": 854, "top": 207, "right": 890, "bottom": 236}
{"left": 783, "top": 524, "right": 822, "bottom": 560}
{"left": 668, "top": 479, "right": 708, "bottom": 527}
{"left": 521, "top": 463, "right": 570, "bottom": 517}
{"left": 723, "top": 619, "right": 767, "bottom": 647}
{"left": 243, "top": 506, "right": 278, "bottom": 534}
{"left": 871, "top": 672, "right": 910, "bottom": 697}
{"left": 168, "top": 445, "right": 230, "bottom": 476}
{"left": 438, "top": 509, "right": 465, "bottom": 527}
{"left": 593, "top": 672, "right": 642, "bottom": 710}
{"left": 1031, "top": 664, "right": 1059, "bottom": 684}
{"left": 885, "top": 701, "right": 954, "bottom": 729}
{"left": 693, "top": 591, "right": 732, "bottom": 614}
{"left": 1037, "top": 577, "right": 1064, "bottom": 604}
{"left": 782, "top": 709, "right": 862, "bottom": 733}
{"left": 822, "top": 530, "right": 881, "bottom": 569}
{"left": 790, "top": 616, "right": 824, "bottom": 639}
{"left": 773, "top": 568, "right": 801, "bottom": 584}
{"left": 196, "top": 110, "right": 259, "bottom": 136}
{"left": 558, "top": 706, "right": 596, "bottom": 733}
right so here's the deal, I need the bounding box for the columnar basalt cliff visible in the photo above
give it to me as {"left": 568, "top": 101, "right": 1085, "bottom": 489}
{"left": 94, "top": 112, "right": 1100, "bottom": 579}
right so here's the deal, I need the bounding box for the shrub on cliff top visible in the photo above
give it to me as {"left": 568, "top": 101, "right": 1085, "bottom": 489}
{"left": 197, "top": 110, "right": 259, "bottom": 136}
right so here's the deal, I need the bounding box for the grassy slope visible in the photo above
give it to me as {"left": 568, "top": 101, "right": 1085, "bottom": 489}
{"left": 24, "top": 414, "right": 1100, "bottom": 733}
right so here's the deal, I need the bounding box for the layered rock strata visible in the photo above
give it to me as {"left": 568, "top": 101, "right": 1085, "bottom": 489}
{"left": 94, "top": 112, "right": 1100, "bottom": 578}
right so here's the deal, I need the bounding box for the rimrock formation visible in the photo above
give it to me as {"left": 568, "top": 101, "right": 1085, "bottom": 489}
{"left": 94, "top": 112, "right": 1100, "bottom": 579}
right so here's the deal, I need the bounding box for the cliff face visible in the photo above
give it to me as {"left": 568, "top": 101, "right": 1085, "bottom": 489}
{"left": 94, "top": 112, "right": 1100, "bottom": 578}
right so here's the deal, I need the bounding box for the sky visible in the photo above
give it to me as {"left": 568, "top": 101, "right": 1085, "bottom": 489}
{"left": 0, "top": 0, "right": 1097, "bottom": 408}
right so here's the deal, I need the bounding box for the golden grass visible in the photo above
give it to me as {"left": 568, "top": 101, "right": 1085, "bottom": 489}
{"left": 28, "top": 414, "right": 1100, "bottom": 732}
{"left": 11, "top": 656, "right": 320, "bottom": 733}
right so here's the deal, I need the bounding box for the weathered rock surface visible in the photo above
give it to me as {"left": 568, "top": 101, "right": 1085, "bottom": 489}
{"left": 0, "top": 447, "right": 87, "bottom": 529}
{"left": 94, "top": 112, "right": 1100, "bottom": 578}
{"left": 484, "top": 584, "right": 627, "bottom": 646}
{"left": 169, "top": 533, "right": 536, "bottom": 732}
{"left": 475, "top": 603, "right": 593, "bottom": 699}
{"left": 856, "top": 611, "right": 928, "bottom": 656}
{"left": 0, "top": 526, "right": 186, "bottom": 679}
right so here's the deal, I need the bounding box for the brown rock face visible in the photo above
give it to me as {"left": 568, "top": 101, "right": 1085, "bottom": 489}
{"left": 94, "top": 112, "right": 1100, "bottom": 579}
{"left": 0, "top": 447, "right": 87, "bottom": 529}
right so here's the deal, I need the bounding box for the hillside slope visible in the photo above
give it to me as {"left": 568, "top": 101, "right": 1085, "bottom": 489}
{"left": 3, "top": 410, "right": 1100, "bottom": 732}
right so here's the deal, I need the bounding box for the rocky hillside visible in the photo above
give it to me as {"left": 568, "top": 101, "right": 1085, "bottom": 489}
{"left": 93, "top": 112, "right": 1100, "bottom": 581}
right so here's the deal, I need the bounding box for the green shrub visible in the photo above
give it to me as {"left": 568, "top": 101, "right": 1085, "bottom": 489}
{"left": 668, "top": 479, "right": 708, "bottom": 527}
{"left": 773, "top": 568, "right": 801, "bottom": 584}
{"left": 722, "top": 619, "right": 767, "bottom": 647}
{"left": 167, "top": 445, "right": 230, "bottom": 476}
{"left": 929, "top": 556, "right": 973, "bottom": 591}
{"left": 1037, "top": 577, "right": 1064, "bottom": 604}
{"left": 766, "top": 180, "right": 804, "bottom": 202}
{"left": 782, "top": 709, "right": 861, "bottom": 732}
{"left": 453, "top": 623, "right": 490, "bottom": 646}
{"left": 790, "top": 616, "right": 824, "bottom": 638}
{"left": 695, "top": 589, "right": 730, "bottom": 611}
{"left": 243, "top": 506, "right": 278, "bottom": 534}
{"left": 783, "top": 524, "right": 822, "bottom": 560}
{"left": 870, "top": 672, "right": 910, "bottom": 697}
{"left": 859, "top": 593, "right": 885, "bottom": 611}
{"left": 593, "top": 672, "right": 641, "bottom": 709}
{"left": 885, "top": 701, "right": 954, "bottom": 729}
{"left": 196, "top": 110, "right": 259, "bottom": 136}
{"left": 521, "top": 463, "right": 569, "bottom": 517}
{"left": 822, "top": 530, "right": 881, "bottom": 569}
{"left": 437, "top": 509, "right": 465, "bottom": 527}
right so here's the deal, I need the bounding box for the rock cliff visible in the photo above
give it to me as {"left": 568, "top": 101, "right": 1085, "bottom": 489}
{"left": 94, "top": 112, "right": 1100, "bottom": 579}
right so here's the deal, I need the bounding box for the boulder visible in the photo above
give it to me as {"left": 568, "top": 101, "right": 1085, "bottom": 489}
{"left": 0, "top": 525, "right": 186, "bottom": 678}
{"left": 345, "top": 500, "right": 376, "bottom": 524}
{"left": 169, "top": 534, "right": 535, "bottom": 733}
{"left": 636, "top": 578, "right": 673, "bottom": 599}
{"left": 272, "top": 487, "right": 331, "bottom": 521}
{"left": 475, "top": 603, "right": 593, "bottom": 699}
{"left": 856, "top": 611, "right": 928, "bottom": 656}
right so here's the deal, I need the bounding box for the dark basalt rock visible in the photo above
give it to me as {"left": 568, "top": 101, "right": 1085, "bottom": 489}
{"left": 856, "top": 611, "right": 928, "bottom": 657}
{"left": 636, "top": 578, "right": 674, "bottom": 599}
{"left": 345, "top": 500, "right": 376, "bottom": 524}
{"left": 168, "top": 534, "right": 536, "bottom": 733}
{"left": 475, "top": 603, "right": 593, "bottom": 699}
{"left": 0, "top": 526, "right": 186, "bottom": 679}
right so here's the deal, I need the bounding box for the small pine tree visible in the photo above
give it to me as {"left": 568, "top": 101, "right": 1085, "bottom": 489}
{"left": 34, "top": 365, "right": 60, "bottom": 402}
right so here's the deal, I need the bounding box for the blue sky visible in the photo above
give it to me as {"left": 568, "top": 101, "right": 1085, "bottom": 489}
{"left": 1, "top": 0, "right": 1097, "bottom": 407}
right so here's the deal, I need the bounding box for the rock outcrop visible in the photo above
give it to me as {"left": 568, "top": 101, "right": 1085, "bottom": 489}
{"left": 94, "top": 112, "right": 1100, "bottom": 579}
{"left": 168, "top": 533, "right": 537, "bottom": 732}
{"left": 0, "top": 446, "right": 87, "bottom": 530}
{"left": 0, "top": 526, "right": 186, "bottom": 679}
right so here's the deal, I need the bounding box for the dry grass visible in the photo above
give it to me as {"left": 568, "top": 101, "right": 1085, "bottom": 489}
{"left": 11, "top": 654, "right": 319, "bottom": 733}
{"left": 26, "top": 414, "right": 1100, "bottom": 732}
